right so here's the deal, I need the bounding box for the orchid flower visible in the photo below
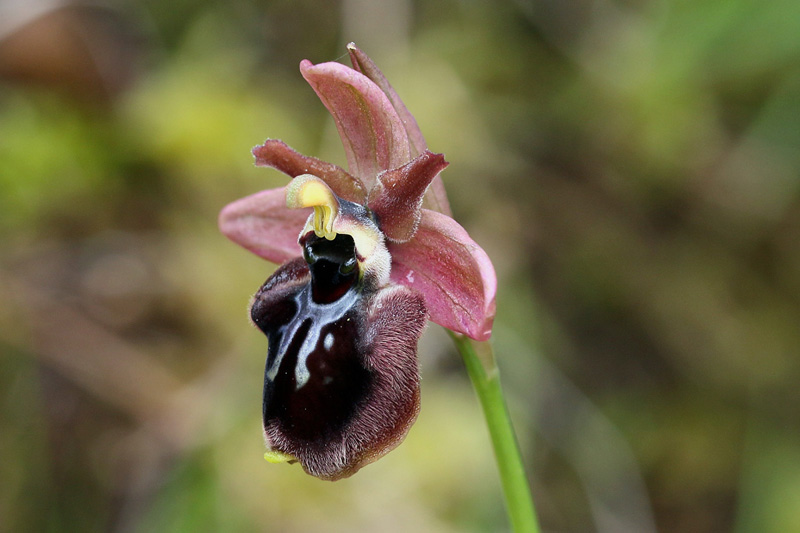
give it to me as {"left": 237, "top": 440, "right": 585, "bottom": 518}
{"left": 219, "top": 43, "right": 496, "bottom": 481}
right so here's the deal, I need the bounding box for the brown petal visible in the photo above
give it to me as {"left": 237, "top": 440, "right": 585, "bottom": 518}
{"left": 367, "top": 151, "right": 448, "bottom": 243}
{"left": 388, "top": 210, "right": 497, "bottom": 341}
{"left": 253, "top": 139, "right": 366, "bottom": 203}
{"left": 419, "top": 169, "right": 453, "bottom": 216}
{"left": 218, "top": 187, "right": 309, "bottom": 264}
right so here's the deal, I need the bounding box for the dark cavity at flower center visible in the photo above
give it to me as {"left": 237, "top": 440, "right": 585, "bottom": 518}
{"left": 301, "top": 233, "right": 359, "bottom": 304}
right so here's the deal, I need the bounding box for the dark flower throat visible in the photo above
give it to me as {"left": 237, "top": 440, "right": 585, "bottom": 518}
{"left": 301, "top": 233, "right": 359, "bottom": 303}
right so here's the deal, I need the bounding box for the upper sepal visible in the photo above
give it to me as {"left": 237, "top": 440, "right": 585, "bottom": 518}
{"left": 346, "top": 43, "right": 452, "bottom": 216}
{"left": 346, "top": 43, "right": 427, "bottom": 158}
{"left": 300, "top": 57, "right": 411, "bottom": 189}
{"left": 388, "top": 209, "right": 496, "bottom": 341}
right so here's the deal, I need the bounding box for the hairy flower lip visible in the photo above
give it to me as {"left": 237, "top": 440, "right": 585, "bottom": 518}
{"left": 252, "top": 257, "right": 426, "bottom": 480}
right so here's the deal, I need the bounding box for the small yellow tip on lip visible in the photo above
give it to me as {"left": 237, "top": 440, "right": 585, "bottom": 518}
{"left": 286, "top": 174, "right": 339, "bottom": 239}
{"left": 264, "top": 449, "right": 297, "bottom": 464}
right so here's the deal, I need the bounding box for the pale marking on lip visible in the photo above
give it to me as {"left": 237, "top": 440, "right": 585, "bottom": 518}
{"left": 324, "top": 332, "right": 335, "bottom": 351}
{"left": 266, "top": 286, "right": 357, "bottom": 391}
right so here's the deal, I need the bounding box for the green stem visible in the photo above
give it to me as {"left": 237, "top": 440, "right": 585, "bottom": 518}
{"left": 449, "top": 332, "right": 540, "bottom": 533}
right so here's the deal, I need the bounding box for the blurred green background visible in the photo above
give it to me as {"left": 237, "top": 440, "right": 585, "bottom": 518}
{"left": 2, "top": 0, "right": 799, "bottom": 531}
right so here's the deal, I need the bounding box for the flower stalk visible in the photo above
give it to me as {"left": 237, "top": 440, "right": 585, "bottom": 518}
{"left": 449, "top": 332, "right": 541, "bottom": 533}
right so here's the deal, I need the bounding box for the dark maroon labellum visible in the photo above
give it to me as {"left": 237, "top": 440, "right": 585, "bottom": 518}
{"left": 250, "top": 233, "right": 426, "bottom": 480}
{"left": 253, "top": 234, "right": 369, "bottom": 444}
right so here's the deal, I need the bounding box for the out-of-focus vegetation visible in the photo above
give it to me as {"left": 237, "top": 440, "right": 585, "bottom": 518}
{"left": 1, "top": 0, "right": 799, "bottom": 531}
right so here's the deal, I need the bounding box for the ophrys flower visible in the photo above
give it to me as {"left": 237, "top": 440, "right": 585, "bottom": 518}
{"left": 220, "top": 43, "right": 496, "bottom": 480}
